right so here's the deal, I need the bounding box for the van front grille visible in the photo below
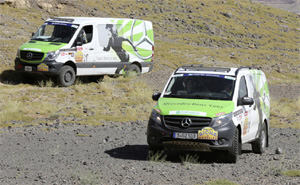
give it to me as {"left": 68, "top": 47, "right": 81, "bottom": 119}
{"left": 21, "top": 51, "right": 44, "bottom": 61}
{"left": 163, "top": 116, "right": 211, "bottom": 130}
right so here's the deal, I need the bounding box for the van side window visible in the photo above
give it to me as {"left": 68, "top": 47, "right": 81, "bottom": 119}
{"left": 239, "top": 76, "right": 248, "bottom": 99}
{"left": 80, "top": 25, "right": 93, "bottom": 44}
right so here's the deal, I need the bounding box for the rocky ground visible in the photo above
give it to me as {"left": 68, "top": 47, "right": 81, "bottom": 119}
{"left": 0, "top": 70, "right": 300, "bottom": 185}
{"left": 0, "top": 120, "right": 299, "bottom": 185}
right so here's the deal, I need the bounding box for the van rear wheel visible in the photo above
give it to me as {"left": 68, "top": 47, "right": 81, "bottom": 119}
{"left": 125, "top": 64, "right": 141, "bottom": 77}
{"left": 251, "top": 123, "right": 267, "bottom": 154}
{"left": 58, "top": 65, "right": 76, "bottom": 87}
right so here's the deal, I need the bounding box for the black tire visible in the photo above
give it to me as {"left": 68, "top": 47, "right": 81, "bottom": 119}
{"left": 57, "top": 65, "right": 76, "bottom": 87}
{"left": 125, "top": 64, "right": 141, "bottom": 77}
{"left": 251, "top": 123, "right": 267, "bottom": 154}
{"left": 225, "top": 128, "right": 240, "bottom": 163}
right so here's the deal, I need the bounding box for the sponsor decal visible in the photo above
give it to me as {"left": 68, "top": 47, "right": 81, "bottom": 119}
{"left": 244, "top": 111, "right": 248, "bottom": 117}
{"left": 24, "top": 48, "right": 42, "bottom": 52}
{"left": 169, "top": 110, "right": 207, "bottom": 116}
{"left": 60, "top": 52, "right": 66, "bottom": 56}
{"left": 198, "top": 127, "right": 218, "bottom": 140}
{"left": 76, "top": 47, "right": 83, "bottom": 51}
{"left": 37, "top": 63, "right": 49, "bottom": 72}
{"left": 68, "top": 52, "right": 74, "bottom": 57}
{"left": 75, "top": 51, "right": 84, "bottom": 62}
{"left": 47, "top": 22, "right": 73, "bottom": 27}
{"left": 237, "top": 114, "right": 242, "bottom": 121}
{"left": 163, "top": 102, "right": 224, "bottom": 109}
{"left": 216, "top": 112, "right": 226, "bottom": 117}
{"left": 60, "top": 48, "right": 76, "bottom": 52}
{"left": 243, "top": 117, "right": 249, "bottom": 135}
{"left": 233, "top": 109, "right": 243, "bottom": 117}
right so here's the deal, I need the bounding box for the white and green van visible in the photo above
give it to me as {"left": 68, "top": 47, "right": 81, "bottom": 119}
{"left": 147, "top": 65, "right": 270, "bottom": 163}
{"left": 15, "top": 17, "right": 154, "bottom": 86}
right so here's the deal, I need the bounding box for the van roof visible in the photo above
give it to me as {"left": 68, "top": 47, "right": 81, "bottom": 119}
{"left": 175, "top": 65, "right": 261, "bottom": 76}
{"left": 47, "top": 17, "right": 148, "bottom": 25}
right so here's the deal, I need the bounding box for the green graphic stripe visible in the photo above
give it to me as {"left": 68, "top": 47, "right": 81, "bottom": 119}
{"left": 147, "top": 29, "right": 154, "bottom": 41}
{"left": 119, "top": 20, "right": 133, "bottom": 35}
{"left": 133, "top": 20, "right": 143, "bottom": 27}
{"left": 132, "top": 32, "right": 143, "bottom": 42}
{"left": 123, "top": 44, "right": 152, "bottom": 58}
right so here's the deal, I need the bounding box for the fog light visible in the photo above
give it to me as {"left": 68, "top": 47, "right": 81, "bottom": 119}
{"left": 218, "top": 139, "right": 226, "bottom": 145}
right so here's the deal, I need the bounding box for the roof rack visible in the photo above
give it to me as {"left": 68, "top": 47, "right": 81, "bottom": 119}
{"left": 50, "top": 17, "right": 74, "bottom": 22}
{"left": 176, "top": 64, "right": 231, "bottom": 73}
{"left": 235, "top": 66, "right": 260, "bottom": 75}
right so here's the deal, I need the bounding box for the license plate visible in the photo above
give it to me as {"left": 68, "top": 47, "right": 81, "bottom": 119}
{"left": 173, "top": 132, "right": 198, "bottom": 139}
{"left": 24, "top": 66, "right": 32, "bottom": 72}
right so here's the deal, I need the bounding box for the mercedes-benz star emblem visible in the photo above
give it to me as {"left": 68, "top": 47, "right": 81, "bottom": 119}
{"left": 27, "top": 52, "right": 33, "bottom": 60}
{"left": 181, "top": 118, "right": 192, "bottom": 128}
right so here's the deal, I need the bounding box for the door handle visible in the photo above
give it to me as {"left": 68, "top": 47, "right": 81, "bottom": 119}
{"left": 89, "top": 48, "right": 94, "bottom": 50}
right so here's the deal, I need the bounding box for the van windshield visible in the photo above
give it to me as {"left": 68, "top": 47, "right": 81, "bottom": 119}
{"left": 163, "top": 74, "right": 236, "bottom": 100}
{"left": 31, "top": 22, "right": 79, "bottom": 43}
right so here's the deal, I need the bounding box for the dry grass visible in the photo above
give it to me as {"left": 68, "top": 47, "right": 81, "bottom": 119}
{"left": 0, "top": 0, "right": 299, "bottom": 128}
{"left": 270, "top": 98, "right": 300, "bottom": 128}
{"left": 0, "top": 76, "right": 154, "bottom": 128}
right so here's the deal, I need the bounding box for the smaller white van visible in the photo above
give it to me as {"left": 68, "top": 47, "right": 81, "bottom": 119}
{"left": 15, "top": 17, "right": 154, "bottom": 86}
{"left": 147, "top": 65, "right": 270, "bottom": 163}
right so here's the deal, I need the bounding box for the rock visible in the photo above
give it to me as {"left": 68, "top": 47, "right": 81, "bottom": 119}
{"left": 4, "top": 0, "right": 30, "bottom": 8}
{"left": 275, "top": 147, "right": 283, "bottom": 154}
{"left": 221, "top": 12, "right": 232, "bottom": 18}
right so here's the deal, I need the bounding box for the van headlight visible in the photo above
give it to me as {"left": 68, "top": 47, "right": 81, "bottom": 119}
{"left": 212, "top": 113, "right": 232, "bottom": 127}
{"left": 151, "top": 109, "right": 162, "bottom": 124}
{"left": 45, "top": 50, "right": 60, "bottom": 60}
{"left": 16, "top": 49, "right": 20, "bottom": 58}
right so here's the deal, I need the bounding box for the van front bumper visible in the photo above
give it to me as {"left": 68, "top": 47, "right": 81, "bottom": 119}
{"left": 147, "top": 117, "right": 237, "bottom": 152}
{"left": 14, "top": 58, "right": 63, "bottom": 76}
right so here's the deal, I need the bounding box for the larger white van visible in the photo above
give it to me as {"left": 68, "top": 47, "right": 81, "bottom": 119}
{"left": 15, "top": 17, "right": 154, "bottom": 86}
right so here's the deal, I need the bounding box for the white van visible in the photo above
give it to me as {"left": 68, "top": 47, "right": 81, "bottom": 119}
{"left": 147, "top": 65, "right": 270, "bottom": 163}
{"left": 15, "top": 17, "right": 154, "bottom": 86}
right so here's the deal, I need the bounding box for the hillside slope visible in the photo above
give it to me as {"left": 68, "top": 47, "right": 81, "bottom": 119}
{"left": 0, "top": 0, "right": 299, "bottom": 84}
{"left": 0, "top": 0, "right": 299, "bottom": 129}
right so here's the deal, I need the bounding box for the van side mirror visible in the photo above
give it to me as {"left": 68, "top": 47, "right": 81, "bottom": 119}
{"left": 76, "top": 37, "right": 83, "bottom": 46}
{"left": 152, "top": 92, "right": 161, "bottom": 101}
{"left": 240, "top": 97, "right": 254, "bottom": 106}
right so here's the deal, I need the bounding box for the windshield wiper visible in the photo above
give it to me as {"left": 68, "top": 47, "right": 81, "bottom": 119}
{"left": 163, "top": 94, "right": 183, "bottom": 98}
{"left": 31, "top": 38, "right": 44, "bottom": 41}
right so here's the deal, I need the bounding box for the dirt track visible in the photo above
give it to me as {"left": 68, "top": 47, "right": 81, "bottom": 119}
{"left": 0, "top": 121, "right": 299, "bottom": 185}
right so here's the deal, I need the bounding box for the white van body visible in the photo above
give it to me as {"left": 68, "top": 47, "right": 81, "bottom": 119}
{"left": 15, "top": 17, "right": 154, "bottom": 86}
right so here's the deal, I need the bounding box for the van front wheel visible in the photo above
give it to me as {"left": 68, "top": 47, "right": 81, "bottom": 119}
{"left": 58, "top": 65, "right": 76, "bottom": 87}
{"left": 225, "top": 128, "right": 240, "bottom": 163}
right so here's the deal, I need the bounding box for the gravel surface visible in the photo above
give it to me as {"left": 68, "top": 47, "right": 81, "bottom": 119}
{"left": 0, "top": 121, "right": 299, "bottom": 185}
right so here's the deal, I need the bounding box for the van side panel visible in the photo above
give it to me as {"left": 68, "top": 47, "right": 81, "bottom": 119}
{"left": 96, "top": 19, "right": 154, "bottom": 67}
{"left": 250, "top": 70, "right": 270, "bottom": 123}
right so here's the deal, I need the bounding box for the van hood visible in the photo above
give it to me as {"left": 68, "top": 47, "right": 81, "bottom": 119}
{"left": 19, "top": 40, "right": 67, "bottom": 63}
{"left": 20, "top": 40, "right": 67, "bottom": 53}
{"left": 155, "top": 98, "right": 234, "bottom": 118}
